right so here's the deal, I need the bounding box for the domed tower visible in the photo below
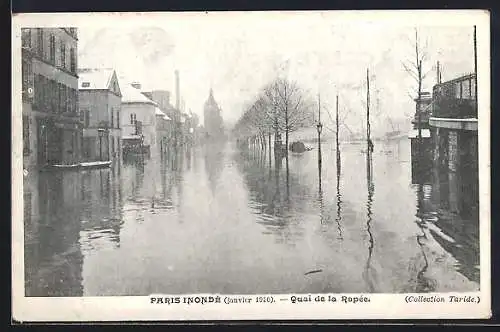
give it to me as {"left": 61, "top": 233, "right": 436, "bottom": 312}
{"left": 203, "top": 88, "right": 224, "bottom": 139}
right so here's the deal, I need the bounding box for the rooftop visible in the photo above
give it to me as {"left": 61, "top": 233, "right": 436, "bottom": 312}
{"left": 121, "top": 83, "right": 158, "bottom": 105}
{"left": 155, "top": 107, "right": 171, "bottom": 120}
{"left": 78, "top": 68, "right": 116, "bottom": 90}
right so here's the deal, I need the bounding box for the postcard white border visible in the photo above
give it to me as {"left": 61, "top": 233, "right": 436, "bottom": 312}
{"left": 12, "top": 10, "right": 491, "bottom": 321}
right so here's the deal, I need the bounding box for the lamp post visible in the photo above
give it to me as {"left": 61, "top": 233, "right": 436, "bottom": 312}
{"left": 98, "top": 128, "right": 105, "bottom": 161}
{"left": 317, "top": 94, "right": 323, "bottom": 170}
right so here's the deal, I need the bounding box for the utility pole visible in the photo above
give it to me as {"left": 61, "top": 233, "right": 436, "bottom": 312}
{"left": 336, "top": 94, "right": 340, "bottom": 173}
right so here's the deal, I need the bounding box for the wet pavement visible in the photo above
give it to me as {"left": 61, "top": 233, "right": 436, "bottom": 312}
{"left": 23, "top": 138, "right": 480, "bottom": 296}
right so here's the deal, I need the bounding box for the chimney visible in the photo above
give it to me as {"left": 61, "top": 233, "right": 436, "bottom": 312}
{"left": 175, "top": 70, "right": 180, "bottom": 110}
{"left": 131, "top": 82, "right": 142, "bottom": 90}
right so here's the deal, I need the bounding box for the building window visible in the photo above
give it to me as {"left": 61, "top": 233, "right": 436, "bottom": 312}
{"left": 82, "top": 82, "right": 90, "bottom": 88}
{"left": 81, "top": 108, "right": 90, "bottom": 128}
{"left": 36, "top": 28, "right": 44, "bottom": 58}
{"left": 58, "top": 83, "right": 63, "bottom": 113}
{"left": 33, "top": 74, "right": 41, "bottom": 109}
{"left": 49, "top": 34, "right": 56, "bottom": 64}
{"left": 73, "top": 89, "right": 78, "bottom": 114}
{"left": 60, "top": 42, "right": 66, "bottom": 69}
{"left": 116, "top": 110, "right": 120, "bottom": 129}
{"left": 50, "top": 80, "right": 57, "bottom": 112}
{"left": 22, "top": 29, "right": 31, "bottom": 49}
{"left": 70, "top": 48, "right": 76, "bottom": 73}
{"left": 471, "top": 78, "right": 476, "bottom": 99}
{"left": 130, "top": 113, "right": 136, "bottom": 125}
{"left": 23, "top": 116, "right": 30, "bottom": 155}
{"left": 22, "top": 59, "right": 33, "bottom": 103}
{"left": 110, "top": 109, "right": 114, "bottom": 128}
{"left": 85, "top": 110, "right": 90, "bottom": 128}
{"left": 461, "top": 79, "right": 472, "bottom": 100}
{"left": 66, "top": 87, "right": 71, "bottom": 113}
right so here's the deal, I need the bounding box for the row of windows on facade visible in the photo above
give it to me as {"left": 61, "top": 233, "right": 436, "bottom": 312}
{"left": 23, "top": 120, "right": 122, "bottom": 157}
{"left": 22, "top": 28, "right": 77, "bottom": 74}
{"left": 79, "top": 108, "right": 121, "bottom": 129}
{"left": 27, "top": 73, "right": 78, "bottom": 114}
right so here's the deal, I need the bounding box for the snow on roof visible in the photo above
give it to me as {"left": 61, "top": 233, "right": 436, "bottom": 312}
{"left": 154, "top": 107, "right": 172, "bottom": 120}
{"left": 155, "top": 107, "right": 166, "bottom": 116}
{"left": 121, "top": 84, "right": 157, "bottom": 105}
{"left": 78, "top": 68, "right": 115, "bottom": 90}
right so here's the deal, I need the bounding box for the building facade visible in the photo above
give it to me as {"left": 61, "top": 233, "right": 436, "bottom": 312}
{"left": 78, "top": 68, "right": 122, "bottom": 164}
{"left": 429, "top": 73, "right": 478, "bottom": 218}
{"left": 203, "top": 89, "right": 224, "bottom": 140}
{"left": 120, "top": 83, "right": 159, "bottom": 160}
{"left": 143, "top": 90, "right": 175, "bottom": 150}
{"left": 22, "top": 28, "right": 81, "bottom": 168}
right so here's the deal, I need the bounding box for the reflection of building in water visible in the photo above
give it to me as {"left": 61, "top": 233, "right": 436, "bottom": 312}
{"left": 24, "top": 170, "right": 84, "bottom": 296}
{"left": 24, "top": 166, "right": 124, "bottom": 296}
{"left": 203, "top": 143, "right": 225, "bottom": 193}
{"left": 408, "top": 73, "right": 480, "bottom": 284}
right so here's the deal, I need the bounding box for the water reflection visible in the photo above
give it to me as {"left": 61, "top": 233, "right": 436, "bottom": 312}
{"left": 335, "top": 148, "right": 343, "bottom": 240}
{"left": 363, "top": 149, "right": 376, "bottom": 292}
{"left": 409, "top": 141, "right": 479, "bottom": 286}
{"left": 24, "top": 165, "right": 124, "bottom": 296}
{"left": 23, "top": 138, "right": 479, "bottom": 296}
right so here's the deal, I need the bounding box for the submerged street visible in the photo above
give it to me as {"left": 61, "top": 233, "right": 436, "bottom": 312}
{"left": 23, "top": 138, "right": 479, "bottom": 296}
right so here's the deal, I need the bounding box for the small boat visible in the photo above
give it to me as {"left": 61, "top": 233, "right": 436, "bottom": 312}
{"left": 80, "top": 161, "right": 113, "bottom": 169}
{"left": 44, "top": 160, "right": 112, "bottom": 171}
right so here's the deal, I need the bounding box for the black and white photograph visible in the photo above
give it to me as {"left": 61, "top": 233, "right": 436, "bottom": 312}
{"left": 12, "top": 11, "right": 490, "bottom": 321}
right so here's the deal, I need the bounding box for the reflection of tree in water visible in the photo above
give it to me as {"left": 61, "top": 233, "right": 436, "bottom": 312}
{"left": 362, "top": 150, "right": 377, "bottom": 292}
{"left": 204, "top": 142, "right": 226, "bottom": 194}
{"left": 335, "top": 150, "right": 344, "bottom": 240}
{"left": 410, "top": 183, "right": 437, "bottom": 292}
{"left": 25, "top": 171, "right": 84, "bottom": 296}
{"left": 235, "top": 147, "right": 307, "bottom": 246}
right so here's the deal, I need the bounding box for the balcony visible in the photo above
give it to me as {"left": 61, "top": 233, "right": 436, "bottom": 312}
{"left": 432, "top": 98, "right": 476, "bottom": 119}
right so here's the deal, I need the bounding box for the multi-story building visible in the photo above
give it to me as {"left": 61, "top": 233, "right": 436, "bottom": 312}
{"left": 120, "top": 82, "right": 159, "bottom": 160}
{"left": 78, "top": 68, "right": 122, "bottom": 164}
{"left": 22, "top": 28, "right": 81, "bottom": 168}
{"left": 143, "top": 89, "right": 175, "bottom": 151}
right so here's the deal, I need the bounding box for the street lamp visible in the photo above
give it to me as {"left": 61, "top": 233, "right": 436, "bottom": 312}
{"left": 316, "top": 122, "right": 323, "bottom": 135}
{"left": 98, "top": 128, "right": 105, "bottom": 161}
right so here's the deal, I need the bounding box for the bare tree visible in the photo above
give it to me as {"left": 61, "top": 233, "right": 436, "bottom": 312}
{"left": 273, "top": 78, "right": 314, "bottom": 156}
{"left": 401, "top": 28, "right": 432, "bottom": 141}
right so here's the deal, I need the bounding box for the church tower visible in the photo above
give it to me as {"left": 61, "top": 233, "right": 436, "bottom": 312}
{"left": 203, "top": 88, "right": 224, "bottom": 139}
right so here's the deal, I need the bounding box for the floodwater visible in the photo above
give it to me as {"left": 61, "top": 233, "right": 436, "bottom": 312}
{"left": 23, "top": 138, "right": 480, "bottom": 296}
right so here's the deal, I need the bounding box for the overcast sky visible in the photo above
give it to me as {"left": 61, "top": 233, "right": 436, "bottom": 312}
{"left": 77, "top": 11, "right": 479, "bottom": 137}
